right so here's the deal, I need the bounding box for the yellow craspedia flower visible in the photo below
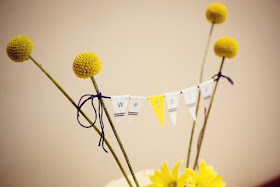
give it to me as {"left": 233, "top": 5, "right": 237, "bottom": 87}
{"left": 6, "top": 36, "right": 33, "bottom": 62}
{"left": 145, "top": 161, "right": 189, "bottom": 187}
{"left": 214, "top": 37, "right": 238, "bottom": 58}
{"left": 73, "top": 52, "right": 102, "bottom": 78}
{"left": 184, "top": 160, "right": 226, "bottom": 187}
{"left": 206, "top": 3, "right": 227, "bottom": 24}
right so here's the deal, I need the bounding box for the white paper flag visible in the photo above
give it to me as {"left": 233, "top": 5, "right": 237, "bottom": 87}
{"left": 182, "top": 86, "right": 199, "bottom": 121}
{"left": 111, "top": 95, "right": 130, "bottom": 125}
{"left": 164, "top": 91, "right": 180, "bottom": 126}
{"left": 127, "top": 96, "right": 147, "bottom": 125}
{"left": 199, "top": 79, "right": 215, "bottom": 113}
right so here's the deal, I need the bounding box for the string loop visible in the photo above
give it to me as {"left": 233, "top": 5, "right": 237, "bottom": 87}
{"left": 212, "top": 71, "right": 234, "bottom": 85}
{"left": 77, "top": 92, "right": 111, "bottom": 153}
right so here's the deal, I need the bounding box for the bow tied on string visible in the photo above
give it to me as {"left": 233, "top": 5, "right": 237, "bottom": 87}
{"left": 77, "top": 92, "right": 111, "bottom": 153}
{"left": 212, "top": 71, "right": 234, "bottom": 85}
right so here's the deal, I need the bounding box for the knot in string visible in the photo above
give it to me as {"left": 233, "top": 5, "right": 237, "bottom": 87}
{"left": 212, "top": 71, "right": 234, "bottom": 85}
{"left": 77, "top": 92, "right": 111, "bottom": 153}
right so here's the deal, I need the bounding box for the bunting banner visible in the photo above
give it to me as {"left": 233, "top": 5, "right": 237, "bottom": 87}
{"left": 82, "top": 79, "right": 219, "bottom": 128}
{"left": 148, "top": 95, "right": 164, "bottom": 128}
{"left": 77, "top": 78, "right": 232, "bottom": 152}
{"left": 182, "top": 85, "right": 199, "bottom": 121}
{"left": 111, "top": 95, "right": 130, "bottom": 125}
{"left": 199, "top": 79, "right": 215, "bottom": 113}
{"left": 127, "top": 96, "right": 147, "bottom": 125}
{"left": 164, "top": 91, "right": 180, "bottom": 126}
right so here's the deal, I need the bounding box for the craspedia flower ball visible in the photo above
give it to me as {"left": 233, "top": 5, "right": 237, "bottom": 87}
{"left": 214, "top": 37, "right": 238, "bottom": 58}
{"left": 6, "top": 36, "right": 33, "bottom": 62}
{"left": 206, "top": 3, "right": 227, "bottom": 24}
{"left": 73, "top": 52, "right": 102, "bottom": 78}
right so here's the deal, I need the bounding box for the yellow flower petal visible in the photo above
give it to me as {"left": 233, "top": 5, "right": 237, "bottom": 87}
{"left": 184, "top": 168, "right": 197, "bottom": 185}
{"left": 149, "top": 174, "right": 166, "bottom": 186}
{"left": 171, "top": 160, "right": 183, "bottom": 179}
{"left": 147, "top": 161, "right": 188, "bottom": 187}
{"left": 177, "top": 173, "right": 191, "bottom": 187}
{"left": 209, "top": 175, "right": 222, "bottom": 186}
{"left": 155, "top": 170, "right": 170, "bottom": 184}
{"left": 161, "top": 162, "right": 172, "bottom": 179}
{"left": 198, "top": 160, "right": 226, "bottom": 187}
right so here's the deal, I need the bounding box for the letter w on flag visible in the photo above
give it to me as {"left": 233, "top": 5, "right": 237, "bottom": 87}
{"left": 111, "top": 95, "right": 130, "bottom": 125}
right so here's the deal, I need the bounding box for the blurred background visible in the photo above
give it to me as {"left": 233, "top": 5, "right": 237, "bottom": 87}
{"left": 0, "top": 0, "right": 279, "bottom": 186}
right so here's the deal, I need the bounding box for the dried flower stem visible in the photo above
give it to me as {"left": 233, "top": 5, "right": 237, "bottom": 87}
{"left": 186, "top": 23, "right": 214, "bottom": 168}
{"left": 90, "top": 76, "right": 140, "bottom": 187}
{"left": 193, "top": 57, "right": 225, "bottom": 170}
{"left": 200, "top": 22, "right": 215, "bottom": 83}
{"left": 29, "top": 56, "right": 133, "bottom": 187}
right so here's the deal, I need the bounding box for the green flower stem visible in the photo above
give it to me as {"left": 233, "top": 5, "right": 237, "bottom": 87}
{"left": 200, "top": 22, "right": 215, "bottom": 83}
{"left": 29, "top": 56, "right": 133, "bottom": 187}
{"left": 193, "top": 57, "right": 225, "bottom": 170}
{"left": 90, "top": 76, "right": 140, "bottom": 187}
{"left": 186, "top": 23, "right": 214, "bottom": 168}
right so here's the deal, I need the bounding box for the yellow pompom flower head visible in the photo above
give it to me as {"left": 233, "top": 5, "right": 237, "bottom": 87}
{"left": 73, "top": 52, "right": 102, "bottom": 78}
{"left": 214, "top": 37, "right": 238, "bottom": 59}
{"left": 206, "top": 3, "right": 227, "bottom": 24}
{"left": 6, "top": 35, "right": 33, "bottom": 62}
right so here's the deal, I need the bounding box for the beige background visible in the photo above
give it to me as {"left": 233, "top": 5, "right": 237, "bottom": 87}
{"left": 0, "top": 0, "right": 280, "bottom": 186}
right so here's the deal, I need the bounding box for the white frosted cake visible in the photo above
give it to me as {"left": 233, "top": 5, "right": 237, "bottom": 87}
{"left": 105, "top": 169, "right": 154, "bottom": 187}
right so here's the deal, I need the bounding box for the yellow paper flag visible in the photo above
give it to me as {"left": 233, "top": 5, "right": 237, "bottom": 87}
{"left": 148, "top": 95, "right": 164, "bottom": 128}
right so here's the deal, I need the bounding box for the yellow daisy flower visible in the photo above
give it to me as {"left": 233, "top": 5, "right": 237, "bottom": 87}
{"left": 145, "top": 160, "right": 189, "bottom": 187}
{"left": 184, "top": 160, "right": 226, "bottom": 187}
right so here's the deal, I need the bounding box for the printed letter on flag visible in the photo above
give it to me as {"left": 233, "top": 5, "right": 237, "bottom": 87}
{"left": 148, "top": 95, "right": 164, "bottom": 128}
{"left": 111, "top": 95, "right": 130, "bottom": 125}
{"left": 199, "top": 79, "right": 215, "bottom": 113}
{"left": 182, "top": 86, "right": 199, "bottom": 121}
{"left": 164, "top": 91, "right": 180, "bottom": 126}
{"left": 127, "top": 96, "right": 147, "bottom": 125}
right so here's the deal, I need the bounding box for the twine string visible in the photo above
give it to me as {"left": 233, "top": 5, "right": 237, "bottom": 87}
{"left": 212, "top": 71, "right": 234, "bottom": 85}
{"left": 77, "top": 92, "right": 110, "bottom": 153}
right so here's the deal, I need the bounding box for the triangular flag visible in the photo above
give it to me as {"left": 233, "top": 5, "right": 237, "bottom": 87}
{"left": 164, "top": 91, "right": 180, "bottom": 126}
{"left": 127, "top": 96, "right": 147, "bottom": 125}
{"left": 148, "top": 95, "right": 164, "bottom": 128}
{"left": 199, "top": 79, "right": 215, "bottom": 113}
{"left": 182, "top": 86, "right": 199, "bottom": 121}
{"left": 111, "top": 95, "right": 130, "bottom": 125}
